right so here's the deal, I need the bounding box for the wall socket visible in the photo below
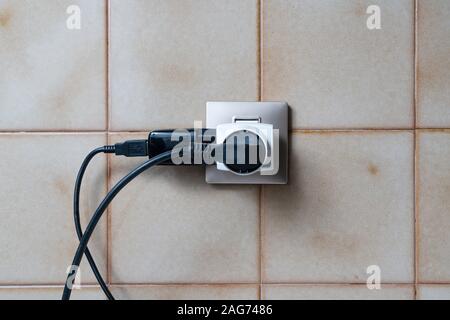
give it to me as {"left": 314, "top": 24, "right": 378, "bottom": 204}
{"left": 206, "top": 101, "right": 289, "bottom": 184}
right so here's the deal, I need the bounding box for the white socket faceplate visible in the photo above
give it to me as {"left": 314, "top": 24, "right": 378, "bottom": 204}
{"left": 206, "top": 101, "right": 288, "bottom": 184}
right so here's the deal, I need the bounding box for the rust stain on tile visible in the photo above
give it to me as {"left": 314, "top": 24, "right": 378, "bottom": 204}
{"left": 53, "top": 177, "right": 69, "bottom": 195}
{"left": 47, "top": 55, "right": 93, "bottom": 120}
{"left": 310, "top": 231, "right": 360, "bottom": 257}
{"left": 157, "top": 63, "right": 195, "bottom": 87}
{"left": 0, "top": 10, "right": 12, "bottom": 28}
{"left": 416, "top": 4, "right": 450, "bottom": 96}
{"left": 417, "top": 52, "right": 450, "bottom": 87}
{"left": 352, "top": 2, "right": 367, "bottom": 17}
{"left": 368, "top": 163, "right": 379, "bottom": 176}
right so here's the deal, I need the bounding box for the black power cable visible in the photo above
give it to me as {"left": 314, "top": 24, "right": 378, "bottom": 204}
{"left": 71, "top": 140, "right": 153, "bottom": 300}
{"left": 73, "top": 146, "right": 115, "bottom": 300}
{"left": 63, "top": 150, "right": 173, "bottom": 300}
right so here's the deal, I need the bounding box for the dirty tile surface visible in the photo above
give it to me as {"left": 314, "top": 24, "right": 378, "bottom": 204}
{"left": 263, "top": 132, "right": 414, "bottom": 283}
{"left": 417, "top": 0, "right": 450, "bottom": 127}
{"left": 0, "top": 134, "right": 107, "bottom": 284}
{"left": 110, "top": 0, "right": 259, "bottom": 130}
{"left": 109, "top": 133, "right": 260, "bottom": 283}
{"left": 0, "top": 0, "right": 106, "bottom": 130}
{"left": 263, "top": 0, "right": 414, "bottom": 129}
{"left": 263, "top": 284, "right": 414, "bottom": 300}
{"left": 417, "top": 131, "right": 450, "bottom": 282}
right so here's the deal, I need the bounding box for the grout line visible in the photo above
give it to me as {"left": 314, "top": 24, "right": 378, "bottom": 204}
{"left": 2, "top": 128, "right": 450, "bottom": 135}
{"left": 413, "top": 0, "right": 418, "bottom": 130}
{"left": 0, "top": 130, "right": 109, "bottom": 134}
{"left": 413, "top": 132, "right": 419, "bottom": 298}
{"left": 258, "top": 0, "right": 263, "bottom": 103}
{"left": 106, "top": 0, "right": 112, "bottom": 287}
{"left": 257, "top": 0, "right": 263, "bottom": 301}
{"left": 105, "top": 0, "right": 110, "bottom": 134}
{"left": 0, "top": 285, "right": 101, "bottom": 289}
{"left": 256, "top": 0, "right": 262, "bottom": 101}
{"left": 414, "top": 0, "right": 419, "bottom": 130}
{"left": 108, "top": 282, "right": 262, "bottom": 286}
{"left": 0, "top": 130, "right": 164, "bottom": 134}
{"left": 2, "top": 282, "right": 434, "bottom": 288}
{"left": 106, "top": 137, "right": 112, "bottom": 285}
{"left": 258, "top": 185, "right": 263, "bottom": 302}
{"left": 107, "top": 282, "right": 421, "bottom": 286}
{"left": 261, "top": 283, "right": 416, "bottom": 287}
{"left": 413, "top": 0, "right": 418, "bottom": 300}
{"left": 6, "top": 281, "right": 450, "bottom": 288}
{"left": 414, "top": 132, "right": 421, "bottom": 297}
{"left": 290, "top": 129, "right": 416, "bottom": 134}
{"left": 259, "top": 186, "right": 265, "bottom": 301}
{"left": 109, "top": 283, "right": 261, "bottom": 288}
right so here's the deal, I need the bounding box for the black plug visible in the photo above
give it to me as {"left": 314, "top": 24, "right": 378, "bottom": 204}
{"left": 114, "top": 140, "right": 148, "bottom": 157}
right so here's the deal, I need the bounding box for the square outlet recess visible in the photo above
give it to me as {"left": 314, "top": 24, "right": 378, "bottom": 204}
{"left": 206, "top": 101, "right": 289, "bottom": 184}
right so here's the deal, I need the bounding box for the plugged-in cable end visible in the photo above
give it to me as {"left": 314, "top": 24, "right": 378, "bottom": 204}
{"left": 114, "top": 140, "right": 148, "bottom": 157}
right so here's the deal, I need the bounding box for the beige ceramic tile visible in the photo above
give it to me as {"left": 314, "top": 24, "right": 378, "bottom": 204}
{"left": 262, "top": 284, "right": 414, "bottom": 300}
{"left": 263, "top": 0, "right": 414, "bottom": 129}
{"left": 0, "top": 134, "right": 107, "bottom": 284}
{"left": 417, "top": 285, "right": 450, "bottom": 300}
{"left": 111, "top": 285, "right": 259, "bottom": 300}
{"left": 0, "top": 0, "right": 106, "bottom": 130}
{"left": 110, "top": 0, "right": 259, "bottom": 130}
{"left": 0, "top": 286, "right": 104, "bottom": 300}
{"left": 417, "top": 1, "right": 450, "bottom": 127}
{"left": 417, "top": 131, "right": 450, "bottom": 282}
{"left": 263, "top": 132, "right": 414, "bottom": 283}
{"left": 109, "top": 133, "right": 259, "bottom": 283}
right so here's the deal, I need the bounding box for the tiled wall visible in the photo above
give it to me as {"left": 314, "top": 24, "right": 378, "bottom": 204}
{"left": 0, "top": 0, "right": 449, "bottom": 300}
